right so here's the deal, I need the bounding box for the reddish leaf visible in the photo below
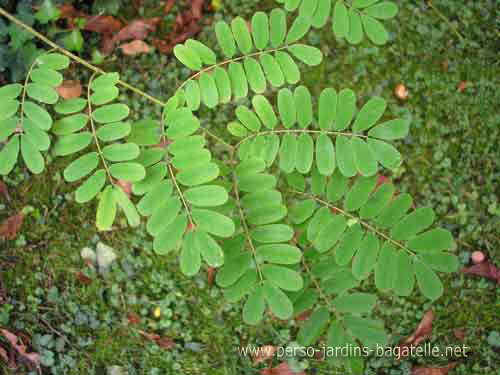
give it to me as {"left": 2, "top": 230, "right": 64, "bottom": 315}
{"left": 127, "top": 312, "right": 141, "bottom": 325}
{"left": 0, "top": 212, "right": 24, "bottom": 240}
{"left": 253, "top": 345, "right": 276, "bottom": 364}
{"left": 112, "top": 18, "right": 160, "bottom": 44}
{"left": 138, "top": 331, "right": 175, "bottom": 350}
{"left": 461, "top": 262, "right": 500, "bottom": 284}
{"left": 76, "top": 272, "right": 92, "bottom": 285}
{"left": 398, "top": 310, "right": 434, "bottom": 356}
{"left": 412, "top": 363, "right": 457, "bottom": 375}
{"left": 56, "top": 80, "right": 82, "bottom": 99}
{"left": 261, "top": 362, "right": 305, "bottom": 375}
{"left": 84, "top": 15, "right": 123, "bottom": 33}
{"left": 207, "top": 267, "right": 216, "bottom": 287}
{"left": 0, "top": 180, "right": 9, "bottom": 201}
{"left": 190, "top": 0, "right": 204, "bottom": 20}
{"left": 119, "top": 40, "right": 151, "bottom": 56}
{"left": 0, "top": 329, "right": 40, "bottom": 370}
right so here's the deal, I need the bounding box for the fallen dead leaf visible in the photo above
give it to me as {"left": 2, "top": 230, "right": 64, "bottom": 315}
{"left": 207, "top": 266, "right": 216, "bottom": 287}
{"left": 56, "top": 80, "right": 82, "bottom": 99}
{"left": 0, "top": 212, "right": 24, "bottom": 240}
{"left": 76, "top": 271, "right": 92, "bottom": 285}
{"left": 412, "top": 363, "right": 457, "bottom": 375}
{"left": 461, "top": 262, "right": 500, "bottom": 285}
{"left": 261, "top": 362, "right": 306, "bottom": 375}
{"left": 0, "top": 329, "right": 41, "bottom": 372}
{"left": 138, "top": 331, "right": 175, "bottom": 350}
{"left": 112, "top": 18, "right": 160, "bottom": 44}
{"left": 398, "top": 310, "right": 434, "bottom": 355}
{"left": 253, "top": 345, "right": 277, "bottom": 364}
{"left": 119, "top": 40, "right": 151, "bottom": 55}
{"left": 0, "top": 180, "right": 9, "bottom": 201}
{"left": 84, "top": 15, "right": 123, "bottom": 34}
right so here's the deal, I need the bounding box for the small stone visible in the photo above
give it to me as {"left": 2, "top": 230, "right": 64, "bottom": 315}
{"left": 471, "top": 251, "right": 485, "bottom": 264}
{"left": 96, "top": 242, "right": 117, "bottom": 271}
{"left": 107, "top": 365, "right": 126, "bottom": 375}
{"left": 80, "top": 247, "right": 96, "bottom": 264}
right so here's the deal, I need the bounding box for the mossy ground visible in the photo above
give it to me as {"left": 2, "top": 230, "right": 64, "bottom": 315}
{"left": 0, "top": 0, "right": 498, "bottom": 374}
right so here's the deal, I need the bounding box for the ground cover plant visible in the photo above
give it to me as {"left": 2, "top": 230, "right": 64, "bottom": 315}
{"left": 0, "top": 0, "right": 498, "bottom": 374}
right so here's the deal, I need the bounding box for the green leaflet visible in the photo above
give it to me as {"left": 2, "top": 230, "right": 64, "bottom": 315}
{"left": 51, "top": 114, "right": 88, "bottom": 135}
{"left": 390, "top": 207, "right": 435, "bottom": 240}
{"left": 54, "top": 98, "right": 87, "bottom": 115}
{"left": 109, "top": 163, "right": 146, "bottom": 182}
{"left": 184, "top": 80, "right": 201, "bottom": 111}
{"left": 278, "top": 88, "right": 296, "bottom": 128}
{"left": 213, "top": 67, "right": 232, "bottom": 104}
{"left": 185, "top": 39, "right": 217, "bottom": 65}
{"left": 296, "top": 134, "right": 314, "bottom": 173}
{"left": 137, "top": 180, "right": 173, "bottom": 216}
{"left": 236, "top": 105, "right": 261, "bottom": 132}
{"left": 408, "top": 228, "right": 454, "bottom": 253}
{"left": 174, "top": 44, "right": 202, "bottom": 71}
{"left": 244, "top": 57, "right": 267, "bottom": 94}
{"left": 414, "top": 259, "right": 444, "bottom": 300}
{"left": 362, "top": 14, "right": 389, "bottom": 45}
{"left": 92, "top": 104, "right": 130, "bottom": 124}
{"left": 90, "top": 86, "right": 119, "bottom": 106}
{"left": 375, "top": 193, "right": 412, "bottom": 229}
{"left": 365, "top": 2, "right": 399, "bottom": 19}
{"left": 288, "top": 45, "right": 323, "bottom": 66}
{"left": 216, "top": 253, "right": 253, "bottom": 288}
{"left": 279, "top": 133, "right": 297, "bottom": 173}
{"left": 180, "top": 231, "right": 201, "bottom": 276}
{"left": 176, "top": 162, "right": 219, "bottom": 186}
{"left": 91, "top": 73, "right": 119, "bottom": 90}
{"left": 215, "top": 21, "right": 236, "bottom": 58}
{"left": 225, "top": 269, "right": 257, "bottom": 303}
{"left": 353, "top": 0, "right": 379, "bottom": 8}
{"left": 184, "top": 185, "right": 228, "bottom": 207}
{"left": 112, "top": 185, "right": 140, "bottom": 228}
{"left": 192, "top": 209, "right": 235, "bottom": 238}
{"left": 26, "top": 83, "right": 58, "bottom": 104}
{"left": 232, "top": 17, "right": 253, "bottom": 54}
{"left": 392, "top": 251, "right": 415, "bottom": 296}
{"left": 318, "top": 88, "right": 337, "bottom": 130}
{"left": 375, "top": 242, "right": 398, "bottom": 292}
{"left": 75, "top": 170, "right": 106, "bottom": 203}
{"left": 250, "top": 224, "right": 294, "bottom": 243}
{"left": 256, "top": 244, "right": 302, "bottom": 265}
{"left": 30, "top": 68, "right": 63, "bottom": 87}
{"left": 312, "top": 0, "right": 332, "bottom": 28}
{"left": 344, "top": 316, "right": 388, "bottom": 349}
{"left": 252, "top": 12, "right": 269, "bottom": 50}
{"left": 313, "top": 214, "right": 347, "bottom": 253}
{"left": 352, "top": 233, "right": 379, "bottom": 280}
{"left": 24, "top": 119, "right": 50, "bottom": 151}
{"left": 53, "top": 132, "right": 92, "bottom": 156}
{"left": 327, "top": 169, "right": 349, "bottom": 202}
{"left": 0, "top": 100, "right": 19, "bottom": 122}
{"left": 322, "top": 268, "right": 360, "bottom": 295}
{"left": 297, "top": 307, "right": 330, "bottom": 346}
{"left": 24, "top": 101, "right": 52, "bottom": 130}
{"left": 37, "top": 53, "right": 70, "bottom": 70}
{"left": 369, "top": 119, "right": 410, "bottom": 140}
{"left": 270, "top": 8, "right": 287, "bottom": 47}
{"left": 132, "top": 161, "right": 166, "bottom": 195}
{"left": 96, "top": 122, "right": 131, "bottom": 142}
{"left": 420, "top": 253, "right": 459, "bottom": 273}
{"left": 335, "top": 89, "right": 356, "bottom": 131}
{"left": 243, "top": 286, "right": 266, "bottom": 325}
{"left": 96, "top": 185, "right": 117, "bottom": 231}
{"left": 347, "top": 9, "right": 363, "bottom": 44}
{"left": 153, "top": 214, "right": 188, "bottom": 255}
{"left": 335, "top": 223, "right": 364, "bottom": 266}
{"left": 352, "top": 137, "right": 378, "bottom": 176}
{"left": 166, "top": 108, "right": 200, "bottom": 139}
{"left": 332, "top": 293, "right": 377, "bottom": 314}
{"left": 63, "top": 152, "right": 99, "bottom": 182}
{"left": 228, "top": 62, "right": 248, "bottom": 99}
{"left": 147, "top": 197, "right": 182, "bottom": 236}
{"left": 275, "top": 51, "right": 301, "bottom": 84}
{"left": 262, "top": 264, "right": 303, "bottom": 291}
{"left": 199, "top": 72, "right": 219, "bottom": 109}
{"left": 128, "top": 119, "right": 160, "bottom": 146}
{"left": 360, "top": 182, "right": 395, "bottom": 219}
{"left": 0, "top": 84, "right": 22, "bottom": 100}
{"left": 368, "top": 138, "right": 402, "bottom": 170}
{"left": 260, "top": 54, "right": 285, "bottom": 88}
{"left": 102, "top": 143, "right": 140, "bottom": 162}
{"left": 289, "top": 199, "right": 316, "bottom": 224}
{"left": 344, "top": 175, "right": 377, "bottom": 212}
{"left": 286, "top": 14, "right": 312, "bottom": 44}
{"left": 353, "top": 97, "right": 387, "bottom": 133}
{"left": 333, "top": 0, "right": 349, "bottom": 38}
{"left": 262, "top": 281, "right": 293, "bottom": 320}
{"left": 252, "top": 95, "right": 277, "bottom": 129}
{"left": 295, "top": 86, "right": 313, "bottom": 128}
{"left": 0, "top": 118, "right": 17, "bottom": 142}
{"left": 336, "top": 136, "right": 357, "bottom": 177}
{"left": 316, "top": 134, "right": 335, "bottom": 176}
{"left": 299, "top": 0, "right": 319, "bottom": 18}
{"left": 195, "top": 230, "right": 224, "bottom": 267}
{"left": 20, "top": 135, "right": 44, "bottom": 174}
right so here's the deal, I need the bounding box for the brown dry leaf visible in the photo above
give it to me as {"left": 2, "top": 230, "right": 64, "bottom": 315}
{"left": 138, "top": 331, "right": 175, "bottom": 350}
{"left": 0, "top": 329, "right": 40, "bottom": 371}
{"left": 461, "top": 262, "right": 499, "bottom": 284}
{"left": 0, "top": 180, "right": 9, "bottom": 201}
{"left": 398, "top": 310, "right": 434, "bottom": 355}
{"left": 113, "top": 18, "right": 160, "bottom": 44}
{"left": 76, "top": 272, "right": 92, "bottom": 285}
{"left": 261, "top": 362, "right": 306, "bottom": 375}
{"left": 253, "top": 345, "right": 276, "bottom": 364}
{"left": 127, "top": 312, "right": 141, "bottom": 325}
{"left": 190, "top": 0, "right": 204, "bottom": 20}
{"left": 84, "top": 15, "right": 123, "bottom": 33}
{"left": 0, "top": 212, "right": 24, "bottom": 240}
{"left": 119, "top": 40, "right": 151, "bottom": 56}
{"left": 412, "top": 363, "right": 457, "bottom": 375}
{"left": 56, "top": 80, "right": 82, "bottom": 99}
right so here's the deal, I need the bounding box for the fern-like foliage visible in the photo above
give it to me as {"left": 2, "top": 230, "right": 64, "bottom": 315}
{"left": 0, "top": 5, "right": 458, "bottom": 372}
{"left": 275, "top": 0, "right": 399, "bottom": 45}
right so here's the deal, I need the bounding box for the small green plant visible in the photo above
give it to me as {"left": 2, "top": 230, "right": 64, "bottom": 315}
{"left": 0, "top": 1, "right": 460, "bottom": 372}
